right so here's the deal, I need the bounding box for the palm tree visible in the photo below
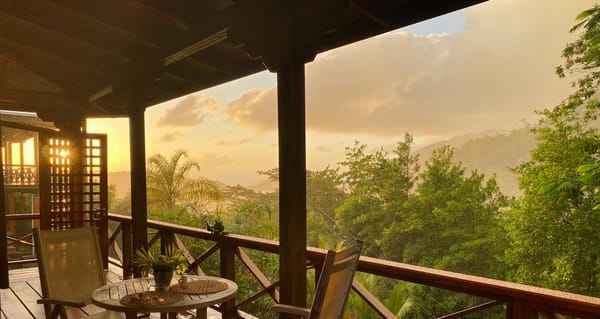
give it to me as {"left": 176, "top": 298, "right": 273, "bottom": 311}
{"left": 146, "top": 150, "right": 222, "bottom": 214}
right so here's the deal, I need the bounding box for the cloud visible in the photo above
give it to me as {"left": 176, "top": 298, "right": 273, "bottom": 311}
{"left": 156, "top": 93, "right": 220, "bottom": 127}
{"left": 158, "top": 131, "right": 183, "bottom": 143}
{"left": 200, "top": 153, "right": 232, "bottom": 168}
{"left": 224, "top": 88, "right": 276, "bottom": 131}
{"left": 224, "top": 0, "right": 595, "bottom": 136}
{"left": 216, "top": 138, "right": 252, "bottom": 146}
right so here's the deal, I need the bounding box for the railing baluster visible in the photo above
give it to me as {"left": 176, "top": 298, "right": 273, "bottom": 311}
{"left": 173, "top": 234, "right": 202, "bottom": 275}
{"left": 235, "top": 246, "right": 280, "bottom": 302}
{"left": 352, "top": 279, "right": 396, "bottom": 319}
{"left": 122, "top": 220, "right": 133, "bottom": 279}
{"left": 220, "top": 239, "right": 236, "bottom": 318}
{"left": 507, "top": 299, "right": 538, "bottom": 319}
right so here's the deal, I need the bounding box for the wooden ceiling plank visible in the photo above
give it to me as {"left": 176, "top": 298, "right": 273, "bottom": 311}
{"left": 0, "top": 0, "right": 155, "bottom": 60}
{"left": 0, "top": 19, "right": 124, "bottom": 80}
{"left": 53, "top": 0, "right": 189, "bottom": 46}
{"left": 0, "top": 38, "right": 104, "bottom": 97}
{"left": 0, "top": 12, "right": 130, "bottom": 68}
{"left": 0, "top": 37, "right": 111, "bottom": 85}
{"left": 87, "top": 0, "right": 265, "bottom": 106}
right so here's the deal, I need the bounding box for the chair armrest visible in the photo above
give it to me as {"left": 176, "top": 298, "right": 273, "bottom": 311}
{"left": 37, "top": 298, "right": 86, "bottom": 308}
{"left": 273, "top": 304, "right": 311, "bottom": 317}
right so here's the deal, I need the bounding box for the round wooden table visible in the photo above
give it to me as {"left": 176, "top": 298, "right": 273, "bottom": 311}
{"left": 92, "top": 275, "right": 238, "bottom": 319}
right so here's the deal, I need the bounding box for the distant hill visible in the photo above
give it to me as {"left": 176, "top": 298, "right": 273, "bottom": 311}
{"left": 110, "top": 127, "right": 535, "bottom": 198}
{"left": 414, "top": 127, "right": 535, "bottom": 196}
{"left": 249, "top": 179, "right": 278, "bottom": 193}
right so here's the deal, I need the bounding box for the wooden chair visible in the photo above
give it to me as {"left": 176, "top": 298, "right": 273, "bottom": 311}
{"left": 33, "top": 227, "right": 124, "bottom": 319}
{"left": 274, "top": 241, "right": 363, "bottom": 319}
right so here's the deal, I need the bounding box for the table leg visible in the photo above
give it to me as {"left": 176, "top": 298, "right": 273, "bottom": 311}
{"left": 196, "top": 307, "right": 207, "bottom": 319}
{"left": 125, "top": 312, "right": 138, "bottom": 319}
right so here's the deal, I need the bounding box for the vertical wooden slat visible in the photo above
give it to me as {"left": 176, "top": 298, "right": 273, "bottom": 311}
{"left": 0, "top": 121, "right": 8, "bottom": 289}
{"left": 99, "top": 134, "right": 109, "bottom": 268}
{"left": 38, "top": 133, "right": 51, "bottom": 230}
{"left": 67, "top": 121, "right": 84, "bottom": 228}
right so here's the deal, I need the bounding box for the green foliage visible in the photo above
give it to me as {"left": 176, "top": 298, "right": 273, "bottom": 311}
{"left": 506, "top": 113, "right": 600, "bottom": 294}
{"left": 578, "top": 163, "right": 600, "bottom": 209}
{"left": 504, "top": 4, "right": 600, "bottom": 296}
{"left": 336, "top": 134, "right": 419, "bottom": 256}
{"left": 229, "top": 201, "right": 278, "bottom": 239}
{"left": 133, "top": 245, "right": 188, "bottom": 276}
{"left": 381, "top": 146, "right": 509, "bottom": 277}
{"left": 306, "top": 167, "right": 347, "bottom": 248}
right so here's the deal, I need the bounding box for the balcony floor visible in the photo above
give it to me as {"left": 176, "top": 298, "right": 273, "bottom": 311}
{"left": 0, "top": 265, "right": 225, "bottom": 319}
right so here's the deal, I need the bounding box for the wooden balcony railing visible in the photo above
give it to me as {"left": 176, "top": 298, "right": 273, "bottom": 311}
{"left": 107, "top": 213, "right": 600, "bottom": 319}
{"left": 2, "top": 165, "right": 38, "bottom": 186}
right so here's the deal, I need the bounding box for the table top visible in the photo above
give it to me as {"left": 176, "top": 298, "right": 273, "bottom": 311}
{"left": 91, "top": 275, "right": 238, "bottom": 314}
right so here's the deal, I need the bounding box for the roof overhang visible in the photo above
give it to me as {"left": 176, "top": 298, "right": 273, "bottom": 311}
{"left": 0, "top": 0, "right": 486, "bottom": 122}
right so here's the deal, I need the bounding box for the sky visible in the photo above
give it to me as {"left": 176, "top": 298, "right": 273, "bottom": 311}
{"left": 87, "top": 0, "right": 597, "bottom": 188}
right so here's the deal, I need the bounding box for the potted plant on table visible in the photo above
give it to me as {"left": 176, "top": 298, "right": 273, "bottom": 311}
{"left": 133, "top": 245, "right": 188, "bottom": 290}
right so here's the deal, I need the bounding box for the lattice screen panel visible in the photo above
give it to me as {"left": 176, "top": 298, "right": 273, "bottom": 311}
{"left": 46, "top": 137, "right": 73, "bottom": 229}
{"left": 39, "top": 133, "right": 108, "bottom": 231}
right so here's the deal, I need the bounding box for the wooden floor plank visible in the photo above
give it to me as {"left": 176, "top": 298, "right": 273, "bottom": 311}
{"left": 0, "top": 286, "right": 33, "bottom": 318}
{"left": 9, "top": 281, "right": 45, "bottom": 319}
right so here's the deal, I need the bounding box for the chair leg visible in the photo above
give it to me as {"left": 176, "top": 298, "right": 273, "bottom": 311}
{"left": 49, "top": 304, "right": 62, "bottom": 319}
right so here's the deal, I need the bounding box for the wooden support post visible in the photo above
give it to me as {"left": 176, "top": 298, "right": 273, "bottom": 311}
{"left": 273, "top": 2, "right": 308, "bottom": 317}
{"left": 277, "top": 61, "right": 307, "bottom": 316}
{"left": 128, "top": 102, "right": 148, "bottom": 277}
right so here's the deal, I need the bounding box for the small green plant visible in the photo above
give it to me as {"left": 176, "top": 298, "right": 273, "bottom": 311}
{"left": 133, "top": 245, "right": 188, "bottom": 276}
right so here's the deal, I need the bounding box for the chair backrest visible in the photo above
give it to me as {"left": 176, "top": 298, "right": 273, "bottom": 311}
{"left": 33, "top": 226, "right": 106, "bottom": 305}
{"left": 310, "top": 241, "right": 363, "bottom": 319}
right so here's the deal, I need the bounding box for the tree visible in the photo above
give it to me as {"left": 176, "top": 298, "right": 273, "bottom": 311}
{"left": 381, "top": 146, "right": 508, "bottom": 274}
{"left": 336, "top": 134, "right": 419, "bottom": 256}
{"left": 306, "top": 167, "right": 346, "bottom": 248}
{"left": 146, "top": 150, "right": 222, "bottom": 214}
{"left": 380, "top": 146, "right": 508, "bottom": 318}
{"left": 505, "top": 5, "right": 600, "bottom": 295}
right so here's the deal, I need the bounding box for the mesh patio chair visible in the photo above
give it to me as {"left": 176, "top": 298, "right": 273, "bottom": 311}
{"left": 273, "top": 241, "right": 363, "bottom": 319}
{"left": 33, "top": 226, "right": 124, "bottom": 319}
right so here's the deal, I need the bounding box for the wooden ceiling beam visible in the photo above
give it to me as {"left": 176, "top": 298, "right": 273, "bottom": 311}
{"left": 0, "top": 87, "right": 70, "bottom": 108}
{"left": 88, "top": 0, "right": 265, "bottom": 106}
{"left": 0, "top": 13, "right": 129, "bottom": 72}
{"left": 53, "top": 0, "right": 188, "bottom": 45}
{"left": 228, "top": 0, "right": 350, "bottom": 70}
{"left": 0, "top": 37, "right": 110, "bottom": 94}
{"left": 138, "top": 0, "right": 216, "bottom": 30}
{"left": 0, "top": 0, "right": 155, "bottom": 59}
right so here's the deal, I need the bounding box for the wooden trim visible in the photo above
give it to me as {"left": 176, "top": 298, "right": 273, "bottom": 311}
{"left": 0, "top": 122, "right": 8, "bottom": 289}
